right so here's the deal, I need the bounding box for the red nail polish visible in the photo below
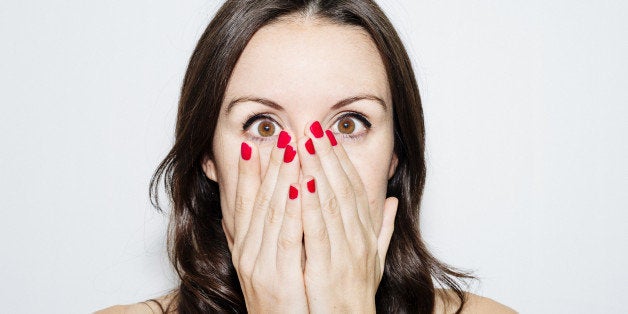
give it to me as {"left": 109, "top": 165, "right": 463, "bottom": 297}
{"left": 283, "top": 145, "right": 296, "bottom": 163}
{"left": 277, "top": 130, "right": 291, "bottom": 148}
{"left": 310, "top": 121, "right": 324, "bottom": 138}
{"left": 307, "top": 179, "right": 316, "bottom": 193}
{"left": 325, "top": 130, "right": 337, "bottom": 146}
{"left": 305, "top": 138, "right": 315, "bottom": 154}
{"left": 241, "top": 142, "right": 251, "bottom": 160}
{"left": 289, "top": 185, "right": 299, "bottom": 199}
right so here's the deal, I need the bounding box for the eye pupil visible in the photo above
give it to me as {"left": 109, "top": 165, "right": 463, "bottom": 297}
{"left": 258, "top": 121, "right": 275, "bottom": 137}
{"left": 338, "top": 118, "right": 355, "bottom": 134}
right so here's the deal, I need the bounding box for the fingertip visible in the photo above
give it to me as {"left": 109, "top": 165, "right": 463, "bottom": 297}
{"left": 382, "top": 197, "right": 399, "bottom": 227}
{"left": 388, "top": 196, "right": 399, "bottom": 206}
{"left": 277, "top": 130, "right": 291, "bottom": 148}
{"left": 305, "top": 138, "right": 316, "bottom": 154}
{"left": 239, "top": 141, "right": 261, "bottom": 173}
{"left": 306, "top": 177, "right": 316, "bottom": 193}
{"left": 304, "top": 120, "right": 324, "bottom": 139}
{"left": 296, "top": 136, "right": 315, "bottom": 160}
{"left": 289, "top": 184, "right": 299, "bottom": 200}
{"left": 325, "top": 130, "right": 337, "bottom": 146}
{"left": 299, "top": 175, "right": 316, "bottom": 194}
{"left": 283, "top": 144, "right": 297, "bottom": 163}
{"left": 240, "top": 141, "right": 252, "bottom": 160}
{"left": 386, "top": 197, "right": 399, "bottom": 214}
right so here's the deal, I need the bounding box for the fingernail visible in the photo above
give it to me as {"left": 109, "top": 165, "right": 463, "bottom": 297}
{"left": 283, "top": 145, "right": 296, "bottom": 163}
{"left": 277, "top": 130, "right": 291, "bottom": 148}
{"left": 325, "top": 130, "right": 337, "bottom": 146}
{"left": 305, "top": 138, "right": 315, "bottom": 154}
{"left": 289, "top": 185, "right": 299, "bottom": 199}
{"left": 310, "top": 121, "right": 324, "bottom": 138}
{"left": 307, "top": 179, "right": 316, "bottom": 193}
{"left": 241, "top": 142, "right": 252, "bottom": 160}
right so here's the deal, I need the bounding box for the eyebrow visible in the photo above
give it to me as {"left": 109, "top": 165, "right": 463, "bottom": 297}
{"left": 225, "top": 94, "right": 387, "bottom": 115}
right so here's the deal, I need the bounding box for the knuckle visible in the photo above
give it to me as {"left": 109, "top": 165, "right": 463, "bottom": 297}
{"left": 250, "top": 266, "right": 270, "bottom": 288}
{"left": 254, "top": 193, "right": 272, "bottom": 209}
{"left": 353, "top": 183, "right": 367, "bottom": 199}
{"left": 283, "top": 206, "right": 299, "bottom": 220}
{"left": 277, "top": 234, "right": 299, "bottom": 251}
{"left": 237, "top": 258, "right": 254, "bottom": 278}
{"left": 321, "top": 196, "right": 340, "bottom": 216}
{"left": 234, "top": 194, "right": 248, "bottom": 213}
{"left": 265, "top": 206, "right": 282, "bottom": 224}
{"left": 312, "top": 226, "right": 329, "bottom": 242}
{"left": 337, "top": 182, "right": 355, "bottom": 200}
{"left": 249, "top": 268, "right": 260, "bottom": 285}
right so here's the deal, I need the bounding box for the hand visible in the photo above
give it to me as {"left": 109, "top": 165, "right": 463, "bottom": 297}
{"left": 231, "top": 132, "right": 309, "bottom": 313}
{"left": 296, "top": 121, "right": 399, "bottom": 313}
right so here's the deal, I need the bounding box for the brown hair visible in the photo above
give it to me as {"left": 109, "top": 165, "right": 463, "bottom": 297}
{"left": 150, "top": 0, "right": 476, "bottom": 312}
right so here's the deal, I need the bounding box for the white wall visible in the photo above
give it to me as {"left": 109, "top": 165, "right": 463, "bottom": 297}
{"left": 1, "top": 1, "right": 626, "bottom": 313}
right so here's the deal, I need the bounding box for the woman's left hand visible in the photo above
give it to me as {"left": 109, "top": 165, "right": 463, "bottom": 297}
{"left": 296, "top": 121, "right": 399, "bottom": 313}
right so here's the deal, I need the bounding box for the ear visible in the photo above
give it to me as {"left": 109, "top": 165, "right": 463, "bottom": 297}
{"left": 201, "top": 155, "right": 218, "bottom": 182}
{"left": 387, "top": 152, "right": 399, "bottom": 179}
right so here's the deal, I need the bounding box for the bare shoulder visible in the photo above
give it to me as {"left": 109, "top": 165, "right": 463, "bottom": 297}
{"left": 93, "top": 292, "right": 177, "bottom": 314}
{"left": 434, "top": 288, "right": 517, "bottom": 314}
{"left": 460, "top": 292, "right": 517, "bottom": 314}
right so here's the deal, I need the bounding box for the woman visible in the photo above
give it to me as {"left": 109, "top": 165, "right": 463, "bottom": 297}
{"left": 97, "top": 0, "right": 516, "bottom": 313}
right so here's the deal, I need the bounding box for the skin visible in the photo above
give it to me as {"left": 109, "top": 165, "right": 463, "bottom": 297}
{"left": 95, "top": 15, "right": 518, "bottom": 314}
{"left": 202, "top": 16, "right": 398, "bottom": 313}
{"left": 206, "top": 16, "right": 398, "bottom": 253}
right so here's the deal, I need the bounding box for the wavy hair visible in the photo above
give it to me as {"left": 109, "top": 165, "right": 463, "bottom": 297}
{"left": 150, "top": 0, "right": 476, "bottom": 312}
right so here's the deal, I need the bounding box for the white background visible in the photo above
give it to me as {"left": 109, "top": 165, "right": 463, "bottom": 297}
{"left": 1, "top": 1, "right": 626, "bottom": 313}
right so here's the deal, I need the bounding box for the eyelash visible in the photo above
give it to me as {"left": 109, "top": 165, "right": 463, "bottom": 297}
{"left": 333, "top": 112, "right": 372, "bottom": 141}
{"left": 241, "top": 111, "right": 372, "bottom": 142}
{"left": 242, "top": 113, "right": 280, "bottom": 143}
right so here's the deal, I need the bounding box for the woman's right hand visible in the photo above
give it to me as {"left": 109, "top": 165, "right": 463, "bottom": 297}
{"left": 230, "top": 131, "right": 308, "bottom": 313}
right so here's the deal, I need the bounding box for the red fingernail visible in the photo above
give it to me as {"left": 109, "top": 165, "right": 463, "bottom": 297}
{"left": 325, "top": 130, "right": 337, "bottom": 146}
{"left": 277, "top": 130, "right": 291, "bottom": 148}
{"left": 289, "top": 185, "right": 299, "bottom": 199}
{"left": 241, "top": 142, "right": 251, "bottom": 160}
{"left": 310, "top": 121, "right": 324, "bottom": 138}
{"left": 305, "top": 138, "right": 315, "bottom": 154}
{"left": 283, "top": 145, "right": 296, "bottom": 163}
{"left": 307, "top": 179, "right": 316, "bottom": 193}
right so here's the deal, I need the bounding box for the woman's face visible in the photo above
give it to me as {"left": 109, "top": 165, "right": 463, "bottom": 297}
{"left": 202, "top": 17, "right": 398, "bottom": 250}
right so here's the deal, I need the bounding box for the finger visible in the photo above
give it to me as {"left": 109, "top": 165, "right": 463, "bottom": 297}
{"left": 233, "top": 141, "right": 261, "bottom": 246}
{"left": 377, "top": 197, "right": 398, "bottom": 273}
{"left": 298, "top": 175, "right": 330, "bottom": 269}
{"left": 324, "top": 129, "right": 374, "bottom": 234}
{"left": 305, "top": 121, "right": 363, "bottom": 244}
{"left": 258, "top": 142, "right": 300, "bottom": 263}
{"left": 297, "top": 133, "right": 348, "bottom": 253}
{"left": 223, "top": 219, "right": 234, "bottom": 253}
{"left": 240, "top": 131, "right": 291, "bottom": 254}
{"left": 276, "top": 183, "right": 304, "bottom": 272}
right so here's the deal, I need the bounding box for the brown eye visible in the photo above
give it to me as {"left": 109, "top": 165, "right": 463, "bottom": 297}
{"left": 257, "top": 120, "right": 276, "bottom": 137}
{"left": 336, "top": 117, "right": 356, "bottom": 134}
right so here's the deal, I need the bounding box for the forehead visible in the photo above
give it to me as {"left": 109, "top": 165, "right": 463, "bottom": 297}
{"left": 224, "top": 18, "right": 391, "bottom": 109}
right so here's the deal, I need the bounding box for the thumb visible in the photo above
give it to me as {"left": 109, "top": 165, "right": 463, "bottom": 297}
{"left": 377, "top": 196, "right": 398, "bottom": 272}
